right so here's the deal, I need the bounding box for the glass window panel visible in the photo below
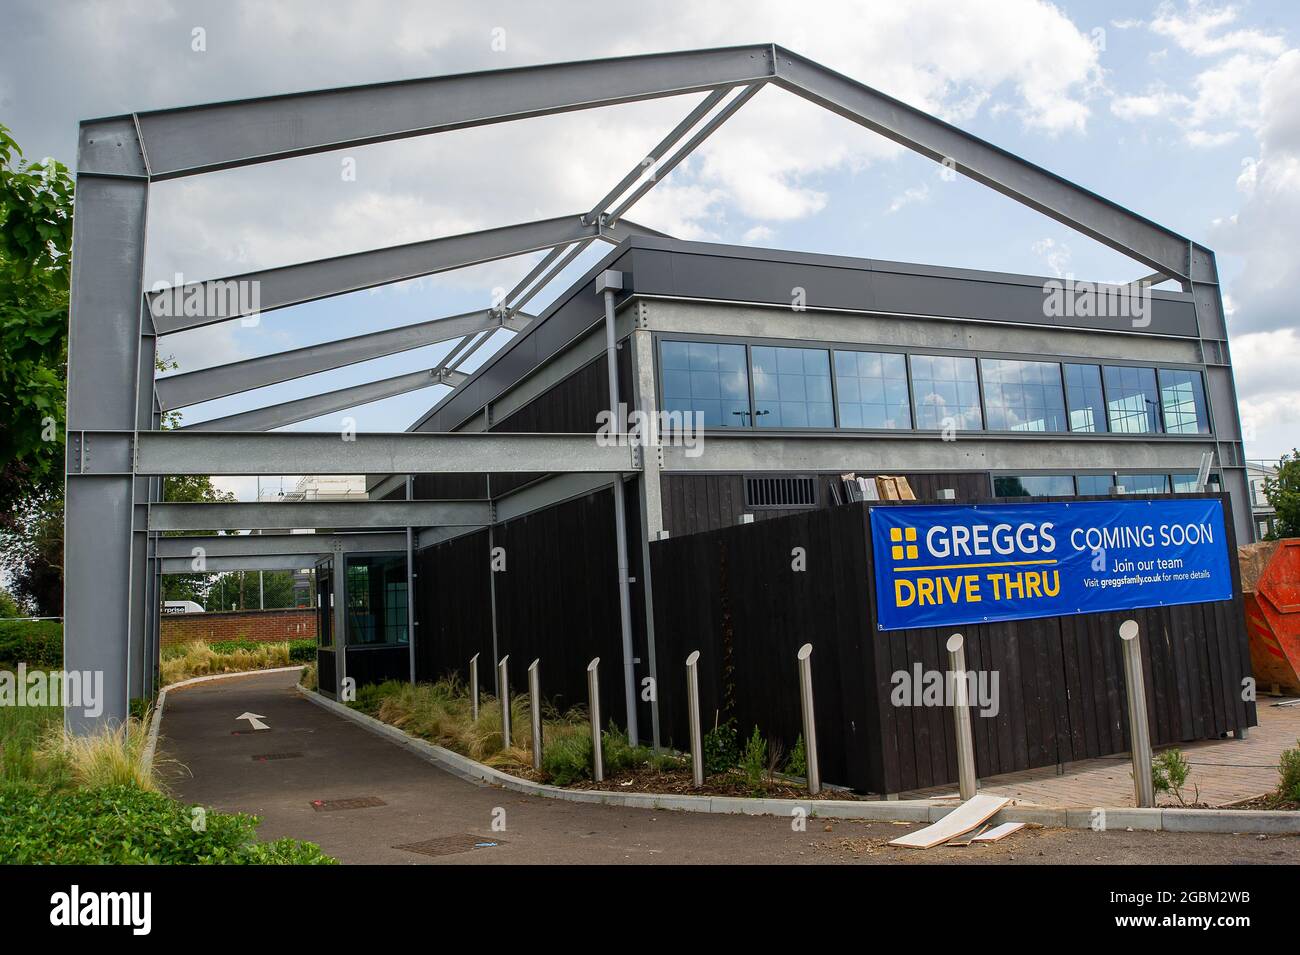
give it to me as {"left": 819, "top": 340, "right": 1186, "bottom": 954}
{"left": 1103, "top": 366, "right": 1162, "bottom": 434}
{"left": 1120, "top": 473, "right": 1170, "bottom": 494}
{"left": 1171, "top": 472, "right": 1201, "bottom": 493}
{"left": 833, "top": 350, "right": 911, "bottom": 429}
{"left": 1075, "top": 474, "right": 1114, "bottom": 496}
{"left": 1158, "top": 369, "right": 1210, "bottom": 435}
{"left": 751, "top": 345, "right": 833, "bottom": 428}
{"left": 1063, "top": 364, "right": 1108, "bottom": 433}
{"left": 994, "top": 475, "right": 1075, "bottom": 497}
{"left": 345, "top": 554, "right": 408, "bottom": 646}
{"left": 981, "top": 359, "right": 1067, "bottom": 432}
{"left": 659, "top": 340, "right": 751, "bottom": 427}
{"left": 910, "top": 354, "right": 982, "bottom": 430}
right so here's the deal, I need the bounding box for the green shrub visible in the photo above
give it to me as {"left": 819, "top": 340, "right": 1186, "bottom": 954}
{"left": 289, "top": 638, "right": 316, "bottom": 663}
{"left": 601, "top": 721, "right": 653, "bottom": 774}
{"left": 0, "top": 619, "right": 62, "bottom": 669}
{"left": 1279, "top": 739, "right": 1300, "bottom": 803}
{"left": 1152, "top": 748, "right": 1195, "bottom": 806}
{"left": 786, "top": 734, "right": 807, "bottom": 778}
{"left": 702, "top": 720, "right": 739, "bottom": 775}
{"left": 0, "top": 704, "right": 63, "bottom": 788}
{"left": 0, "top": 785, "right": 335, "bottom": 864}
{"left": 741, "top": 726, "right": 767, "bottom": 792}
{"left": 542, "top": 733, "right": 593, "bottom": 786}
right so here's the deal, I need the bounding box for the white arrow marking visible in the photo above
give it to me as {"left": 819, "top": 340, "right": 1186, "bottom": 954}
{"left": 237, "top": 712, "right": 269, "bottom": 731}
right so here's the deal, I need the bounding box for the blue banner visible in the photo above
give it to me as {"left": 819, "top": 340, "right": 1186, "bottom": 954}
{"left": 870, "top": 498, "right": 1233, "bottom": 632}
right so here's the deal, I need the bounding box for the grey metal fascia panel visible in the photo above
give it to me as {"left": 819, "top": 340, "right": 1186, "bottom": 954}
{"left": 149, "top": 499, "right": 490, "bottom": 531}
{"left": 156, "top": 532, "right": 405, "bottom": 559}
{"left": 110, "top": 46, "right": 776, "bottom": 179}
{"left": 132, "top": 430, "right": 639, "bottom": 475}
{"left": 160, "top": 554, "right": 319, "bottom": 574}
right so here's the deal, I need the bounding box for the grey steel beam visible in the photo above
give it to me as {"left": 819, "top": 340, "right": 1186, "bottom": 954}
{"left": 772, "top": 48, "right": 1200, "bottom": 282}
{"left": 149, "top": 499, "right": 491, "bottom": 532}
{"left": 156, "top": 309, "right": 529, "bottom": 410}
{"left": 157, "top": 532, "right": 405, "bottom": 560}
{"left": 506, "top": 240, "right": 592, "bottom": 317}
{"left": 149, "top": 215, "right": 661, "bottom": 334}
{"left": 183, "top": 367, "right": 466, "bottom": 432}
{"left": 64, "top": 167, "right": 149, "bottom": 732}
{"left": 160, "top": 554, "right": 319, "bottom": 574}
{"left": 584, "top": 88, "right": 730, "bottom": 224}
{"left": 608, "top": 84, "right": 764, "bottom": 223}
{"left": 83, "top": 46, "right": 777, "bottom": 180}
{"left": 127, "top": 431, "right": 640, "bottom": 475}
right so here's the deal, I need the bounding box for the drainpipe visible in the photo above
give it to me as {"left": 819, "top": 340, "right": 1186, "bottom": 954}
{"left": 597, "top": 269, "right": 639, "bottom": 747}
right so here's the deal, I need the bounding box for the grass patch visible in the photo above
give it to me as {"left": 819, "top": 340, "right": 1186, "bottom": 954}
{"left": 160, "top": 640, "right": 292, "bottom": 685}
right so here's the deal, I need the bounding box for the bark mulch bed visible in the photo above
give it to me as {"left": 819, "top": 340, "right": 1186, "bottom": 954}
{"left": 1226, "top": 793, "right": 1299, "bottom": 811}
{"left": 553, "top": 766, "right": 866, "bottom": 800}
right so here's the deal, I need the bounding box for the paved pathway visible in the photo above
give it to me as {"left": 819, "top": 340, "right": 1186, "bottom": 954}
{"left": 907, "top": 695, "right": 1300, "bottom": 807}
{"left": 157, "top": 670, "right": 1299, "bottom": 865}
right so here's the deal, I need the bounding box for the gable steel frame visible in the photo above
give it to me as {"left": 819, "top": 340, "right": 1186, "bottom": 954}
{"left": 65, "top": 44, "right": 1244, "bottom": 734}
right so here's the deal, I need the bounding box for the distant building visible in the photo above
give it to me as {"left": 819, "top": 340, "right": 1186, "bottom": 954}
{"left": 1246, "top": 460, "right": 1280, "bottom": 539}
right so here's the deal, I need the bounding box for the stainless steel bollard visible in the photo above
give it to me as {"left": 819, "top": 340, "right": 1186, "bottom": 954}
{"left": 796, "top": 643, "right": 821, "bottom": 795}
{"left": 469, "top": 653, "right": 479, "bottom": 721}
{"left": 528, "top": 658, "right": 543, "bottom": 771}
{"left": 587, "top": 657, "right": 603, "bottom": 782}
{"left": 686, "top": 650, "right": 704, "bottom": 788}
{"left": 946, "top": 633, "right": 978, "bottom": 801}
{"left": 1120, "top": 619, "right": 1155, "bottom": 808}
{"left": 498, "top": 655, "right": 510, "bottom": 746}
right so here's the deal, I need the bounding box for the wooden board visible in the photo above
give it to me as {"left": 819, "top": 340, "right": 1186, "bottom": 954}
{"left": 972, "top": 822, "right": 1026, "bottom": 843}
{"left": 889, "top": 794, "right": 1009, "bottom": 849}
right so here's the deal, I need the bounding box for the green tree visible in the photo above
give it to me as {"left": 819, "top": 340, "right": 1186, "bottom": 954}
{"left": 0, "top": 123, "right": 72, "bottom": 516}
{"left": 160, "top": 472, "right": 237, "bottom": 604}
{"left": 0, "top": 587, "right": 21, "bottom": 617}
{"left": 1265, "top": 449, "right": 1300, "bottom": 539}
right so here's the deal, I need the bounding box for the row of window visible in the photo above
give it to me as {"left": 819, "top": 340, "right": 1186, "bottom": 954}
{"left": 659, "top": 340, "right": 1212, "bottom": 436}
{"left": 992, "top": 472, "right": 1215, "bottom": 498}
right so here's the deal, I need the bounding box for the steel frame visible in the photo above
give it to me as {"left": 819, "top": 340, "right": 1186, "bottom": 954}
{"left": 66, "top": 44, "right": 1239, "bottom": 732}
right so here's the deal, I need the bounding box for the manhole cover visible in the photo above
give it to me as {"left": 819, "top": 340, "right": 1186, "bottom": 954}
{"left": 311, "top": 796, "right": 387, "bottom": 812}
{"left": 251, "top": 752, "right": 303, "bottom": 761}
{"left": 393, "top": 834, "right": 506, "bottom": 858}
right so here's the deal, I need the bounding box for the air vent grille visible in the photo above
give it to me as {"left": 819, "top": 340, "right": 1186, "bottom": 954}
{"left": 743, "top": 475, "right": 817, "bottom": 509}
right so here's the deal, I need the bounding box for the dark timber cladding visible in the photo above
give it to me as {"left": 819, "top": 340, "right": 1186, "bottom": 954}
{"left": 650, "top": 495, "right": 1254, "bottom": 795}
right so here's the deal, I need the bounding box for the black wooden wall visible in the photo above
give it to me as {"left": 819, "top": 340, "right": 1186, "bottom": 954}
{"left": 649, "top": 495, "right": 1256, "bottom": 794}
{"left": 413, "top": 484, "right": 652, "bottom": 731}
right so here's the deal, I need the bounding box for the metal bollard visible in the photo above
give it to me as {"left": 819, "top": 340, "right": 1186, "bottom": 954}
{"left": 498, "top": 655, "right": 510, "bottom": 746}
{"left": 686, "top": 650, "right": 704, "bottom": 788}
{"left": 528, "top": 658, "right": 543, "bottom": 771}
{"left": 469, "top": 653, "right": 479, "bottom": 721}
{"left": 796, "top": 643, "right": 821, "bottom": 795}
{"left": 587, "top": 657, "right": 603, "bottom": 782}
{"left": 946, "top": 633, "right": 978, "bottom": 801}
{"left": 1119, "top": 619, "right": 1155, "bottom": 808}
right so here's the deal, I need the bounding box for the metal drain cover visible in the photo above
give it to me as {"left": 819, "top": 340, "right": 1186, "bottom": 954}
{"left": 311, "top": 796, "right": 387, "bottom": 812}
{"left": 251, "top": 752, "right": 303, "bottom": 761}
{"left": 394, "top": 834, "right": 505, "bottom": 858}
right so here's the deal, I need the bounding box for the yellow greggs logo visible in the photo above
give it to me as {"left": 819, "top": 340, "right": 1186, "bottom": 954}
{"left": 890, "top": 526, "right": 918, "bottom": 561}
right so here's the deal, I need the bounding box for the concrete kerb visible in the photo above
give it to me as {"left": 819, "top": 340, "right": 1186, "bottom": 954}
{"left": 298, "top": 684, "right": 1300, "bottom": 834}
{"left": 142, "top": 665, "right": 305, "bottom": 772}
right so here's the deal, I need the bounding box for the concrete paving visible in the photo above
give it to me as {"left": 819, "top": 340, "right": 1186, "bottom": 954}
{"left": 158, "top": 669, "right": 1300, "bottom": 865}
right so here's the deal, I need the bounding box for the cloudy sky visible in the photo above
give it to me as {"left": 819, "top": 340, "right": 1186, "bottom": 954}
{"left": 2, "top": 0, "right": 1296, "bottom": 499}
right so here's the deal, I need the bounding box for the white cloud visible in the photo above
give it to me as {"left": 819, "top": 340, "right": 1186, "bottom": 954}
{"left": 886, "top": 184, "right": 930, "bottom": 214}
{"left": 741, "top": 224, "right": 775, "bottom": 244}
{"left": 1149, "top": 1, "right": 1286, "bottom": 58}
{"left": 1031, "top": 237, "right": 1072, "bottom": 277}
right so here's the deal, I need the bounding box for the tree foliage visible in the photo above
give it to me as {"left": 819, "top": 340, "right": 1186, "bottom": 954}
{"left": 0, "top": 123, "right": 72, "bottom": 516}
{"left": 1265, "top": 449, "right": 1300, "bottom": 540}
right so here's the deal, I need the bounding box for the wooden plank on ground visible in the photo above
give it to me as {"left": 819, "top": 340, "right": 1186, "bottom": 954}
{"left": 973, "top": 822, "right": 1026, "bottom": 842}
{"left": 889, "top": 793, "right": 1009, "bottom": 849}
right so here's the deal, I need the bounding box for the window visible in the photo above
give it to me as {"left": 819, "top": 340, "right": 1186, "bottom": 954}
{"left": 345, "top": 553, "right": 408, "bottom": 646}
{"left": 910, "top": 354, "right": 982, "bottom": 430}
{"left": 315, "top": 558, "right": 333, "bottom": 650}
{"left": 993, "top": 475, "right": 1075, "bottom": 497}
{"left": 833, "top": 350, "right": 911, "bottom": 429}
{"left": 1172, "top": 472, "right": 1202, "bottom": 493}
{"left": 1103, "top": 366, "right": 1162, "bottom": 434}
{"left": 1063, "top": 364, "right": 1108, "bottom": 433}
{"left": 751, "top": 345, "right": 833, "bottom": 428}
{"left": 1075, "top": 474, "right": 1114, "bottom": 496}
{"left": 981, "top": 359, "right": 1067, "bottom": 432}
{"left": 660, "top": 340, "right": 750, "bottom": 427}
{"left": 1159, "top": 369, "right": 1210, "bottom": 434}
{"left": 1120, "top": 473, "right": 1170, "bottom": 494}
